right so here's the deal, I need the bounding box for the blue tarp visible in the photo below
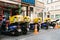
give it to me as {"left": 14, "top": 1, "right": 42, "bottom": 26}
{"left": 21, "top": 0, "right": 35, "bottom": 5}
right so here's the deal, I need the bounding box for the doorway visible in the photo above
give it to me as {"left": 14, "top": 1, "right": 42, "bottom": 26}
{"left": 3, "top": 8, "right": 10, "bottom": 20}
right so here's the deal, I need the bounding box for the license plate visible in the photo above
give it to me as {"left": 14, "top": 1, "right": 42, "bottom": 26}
{"left": 27, "top": 28, "right": 29, "bottom": 31}
{"left": 18, "top": 29, "right": 21, "bottom": 32}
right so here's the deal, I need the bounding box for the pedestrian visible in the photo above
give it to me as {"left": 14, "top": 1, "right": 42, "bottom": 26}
{"left": 1, "top": 16, "right": 6, "bottom": 31}
{"left": 0, "top": 15, "right": 3, "bottom": 28}
{"left": 0, "top": 15, "right": 2, "bottom": 23}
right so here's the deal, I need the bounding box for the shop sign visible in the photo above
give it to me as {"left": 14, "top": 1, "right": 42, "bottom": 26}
{"left": 21, "top": 0, "right": 35, "bottom": 5}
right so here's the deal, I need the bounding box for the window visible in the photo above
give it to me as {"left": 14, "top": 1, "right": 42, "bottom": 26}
{"left": 51, "top": 15, "right": 54, "bottom": 19}
{"left": 47, "top": 0, "right": 52, "bottom": 3}
{"left": 55, "top": 14, "right": 60, "bottom": 19}
{"left": 30, "top": 7, "right": 33, "bottom": 12}
{"left": 47, "top": 0, "right": 59, "bottom": 3}
{"left": 47, "top": 7, "right": 49, "bottom": 11}
{"left": 55, "top": 5, "right": 60, "bottom": 10}
{"left": 50, "top": 6, "right": 55, "bottom": 10}
{"left": 38, "top": 0, "right": 44, "bottom": 2}
{"left": 52, "top": 0, "right": 58, "bottom": 2}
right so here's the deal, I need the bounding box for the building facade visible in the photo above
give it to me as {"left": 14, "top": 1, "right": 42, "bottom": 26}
{"left": 35, "top": 1, "right": 44, "bottom": 17}
{"left": 34, "top": 0, "right": 44, "bottom": 21}
{"left": 45, "top": 0, "right": 60, "bottom": 20}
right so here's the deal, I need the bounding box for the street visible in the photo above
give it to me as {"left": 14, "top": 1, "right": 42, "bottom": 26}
{"left": 0, "top": 29, "right": 60, "bottom": 40}
{"left": 0, "top": 0, "right": 60, "bottom": 40}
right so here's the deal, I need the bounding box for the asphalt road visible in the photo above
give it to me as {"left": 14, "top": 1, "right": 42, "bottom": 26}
{"left": 0, "top": 29, "right": 60, "bottom": 40}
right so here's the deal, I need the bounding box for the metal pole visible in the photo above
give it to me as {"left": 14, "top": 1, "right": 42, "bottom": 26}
{"left": 42, "top": 9, "right": 45, "bottom": 22}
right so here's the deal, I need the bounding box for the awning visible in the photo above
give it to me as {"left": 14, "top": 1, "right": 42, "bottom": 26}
{"left": 0, "top": 0, "right": 21, "bottom": 5}
{"left": 0, "top": 2, "right": 18, "bottom": 8}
